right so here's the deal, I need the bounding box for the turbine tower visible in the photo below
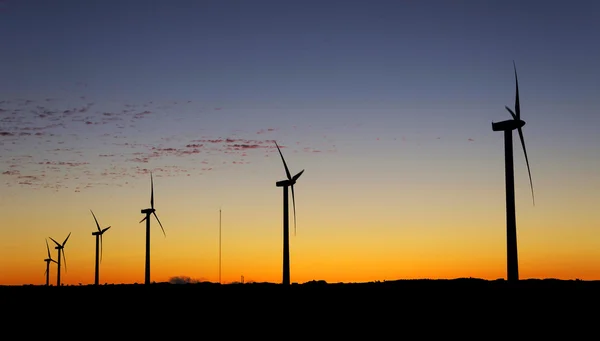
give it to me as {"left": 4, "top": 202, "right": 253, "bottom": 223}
{"left": 139, "top": 172, "right": 166, "bottom": 285}
{"left": 492, "top": 61, "right": 535, "bottom": 282}
{"left": 43, "top": 239, "right": 57, "bottom": 286}
{"left": 274, "top": 141, "right": 304, "bottom": 285}
{"left": 90, "top": 210, "right": 111, "bottom": 286}
{"left": 49, "top": 232, "right": 71, "bottom": 287}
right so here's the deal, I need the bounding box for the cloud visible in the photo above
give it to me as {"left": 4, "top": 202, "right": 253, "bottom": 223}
{"left": 256, "top": 128, "right": 277, "bottom": 134}
{"left": 1, "top": 96, "right": 333, "bottom": 192}
{"left": 37, "top": 161, "right": 90, "bottom": 167}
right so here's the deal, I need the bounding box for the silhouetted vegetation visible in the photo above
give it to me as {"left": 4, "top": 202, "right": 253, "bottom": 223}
{"left": 3, "top": 278, "right": 598, "bottom": 293}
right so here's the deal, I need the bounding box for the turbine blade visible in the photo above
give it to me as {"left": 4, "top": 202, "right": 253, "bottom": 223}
{"left": 291, "top": 184, "right": 297, "bottom": 236}
{"left": 102, "top": 226, "right": 111, "bottom": 233}
{"left": 140, "top": 216, "right": 147, "bottom": 224}
{"left": 44, "top": 267, "right": 47, "bottom": 277}
{"left": 150, "top": 172, "right": 154, "bottom": 209}
{"left": 518, "top": 127, "right": 535, "bottom": 206}
{"left": 153, "top": 211, "right": 166, "bottom": 237}
{"left": 62, "top": 249, "right": 67, "bottom": 273}
{"left": 90, "top": 210, "right": 101, "bottom": 232}
{"left": 51, "top": 259, "right": 57, "bottom": 264}
{"left": 513, "top": 61, "right": 520, "bottom": 119}
{"left": 46, "top": 239, "right": 51, "bottom": 258}
{"left": 62, "top": 232, "right": 71, "bottom": 246}
{"left": 505, "top": 106, "right": 517, "bottom": 120}
{"left": 49, "top": 237, "right": 60, "bottom": 247}
{"left": 274, "top": 141, "right": 292, "bottom": 181}
{"left": 292, "top": 169, "right": 304, "bottom": 181}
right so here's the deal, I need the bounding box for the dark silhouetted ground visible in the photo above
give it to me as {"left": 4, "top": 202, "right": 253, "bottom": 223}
{"left": 2, "top": 278, "right": 598, "bottom": 333}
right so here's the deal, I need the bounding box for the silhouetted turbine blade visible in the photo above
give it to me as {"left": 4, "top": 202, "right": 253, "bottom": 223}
{"left": 513, "top": 61, "right": 520, "bottom": 119}
{"left": 518, "top": 127, "right": 535, "bottom": 206}
{"left": 292, "top": 169, "right": 304, "bottom": 181}
{"left": 62, "top": 249, "right": 67, "bottom": 272}
{"left": 102, "top": 226, "right": 111, "bottom": 233}
{"left": 275, "top": 141, "right": 292, "bottom": 181}
{"left": 291, "top": 184, "right": 297, "bottom": 236}
{"left": 51, "top": 259, "right": 57, "bottom": 264}
{"left": 150, "top": 172, "right": 155, "bottom": 209}
{"left": 49, "top": 237, "right": 60, "bottom": 247}
{"left": 153, "top": 211, "right": 166, "bottom": 237}
{"left": 505, "top": 106, "right": 517, "bottom": 120}
{"left": 140, "top": 216, "right": 147, "bottom": 224}
{"left": 44, "top": 267, "right": 47, "bottom": 277}
{"left": 91, "top": 210, "right": 101, "bottom": 232}
{"left": 46, "top": 239, "right": 51, "bottom": 258}
{"left": 292, "top": 170, "right": 304, "bottom": 236}
{"left": 62, "top": 232, "right": 71, "bottom": 247}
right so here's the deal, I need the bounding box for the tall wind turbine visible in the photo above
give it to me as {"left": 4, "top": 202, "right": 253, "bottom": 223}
{"left": 492, "top": 61, "right": 535, "bottom": 282}
{"left": 139, "top": 172, "right": 166, "bottom": 285}
{"left": 90, "top": 210, "right": 111, "bottom": 286}
{"left": 43, "top": 239, "right": 57, "bottom": 286}
{"left": 49, "top": 232, "right": 71, "bottom": 287}
{"left": 274, "top": 141, "right": 304, "bottom": 285}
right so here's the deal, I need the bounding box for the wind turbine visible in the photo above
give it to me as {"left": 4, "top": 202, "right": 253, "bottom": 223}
{"left": 90, "top": 210, "right": 111, "bottom": 286}
{"left": 274, "top": 141, "right": 304, "bottom": 285}
{"left": 492, "top": 61, "right": 535, "bottom": 282}
{"left": 43, "top": 239, "right": 57, "bottom": 286}
{"left": 139, "top": 172, "right": 166, "bottom": 285}
{"left": 49, "top": 232, "right": 71, "bottom": 287}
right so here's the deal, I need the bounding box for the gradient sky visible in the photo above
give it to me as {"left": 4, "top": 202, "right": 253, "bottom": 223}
{"left": 1, "top": 0, "right": 599, "bottom": 285}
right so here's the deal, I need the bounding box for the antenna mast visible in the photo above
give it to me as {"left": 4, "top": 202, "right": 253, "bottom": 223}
{"left": 219, "top": 207, "right": 222, "bottom": 284}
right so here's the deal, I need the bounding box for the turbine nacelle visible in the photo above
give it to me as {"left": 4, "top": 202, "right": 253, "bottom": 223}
{"left": 276, "top": 170, "right": 304, "bottom": 187}
{"left": 91, "top": 227, "right": 110, "bottom": 236}
{"left": 276, "top": 179, "right": 292, "bottom": 187}
{"left": 492, "top": 119, "right": 526, "bottom": 132}
{"left": 141, "top": 208, "right": 155, "bottom": 214}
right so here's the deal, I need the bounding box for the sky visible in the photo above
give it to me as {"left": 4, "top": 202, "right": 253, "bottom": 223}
{"left": 1, "top": 0, "right": 599, "bottom": 285}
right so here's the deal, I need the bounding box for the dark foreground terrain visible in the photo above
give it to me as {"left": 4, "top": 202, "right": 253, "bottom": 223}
{"left": 2, "top": 278, "right": 598, "bottom": 334}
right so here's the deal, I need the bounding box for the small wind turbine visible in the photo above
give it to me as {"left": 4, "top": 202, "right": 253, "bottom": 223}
{"left": 491, "top": 61, "right": 535, "bottom": 282}
{"left": 274, "top": 141, "right": 304, "bottom": 285}
{"left": 43, "top": 239, "right": 57, "bottom": 286}
{"left": 139, "top": 172, "right": 165, "bottom": 285}
{"left": 49, "top": 232, "right": 71, "bottom": 287}
{"left": 90, "top": 210, "right": 111, "bottom": 286}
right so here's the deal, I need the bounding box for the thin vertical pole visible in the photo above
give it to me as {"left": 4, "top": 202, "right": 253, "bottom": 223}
{"left": 219, "top": 208, "right": 222, "bottom": 284}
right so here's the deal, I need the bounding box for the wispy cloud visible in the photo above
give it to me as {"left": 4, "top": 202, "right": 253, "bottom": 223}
{"left": 0, "top": 97, "right": 333, "bottom": 192}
